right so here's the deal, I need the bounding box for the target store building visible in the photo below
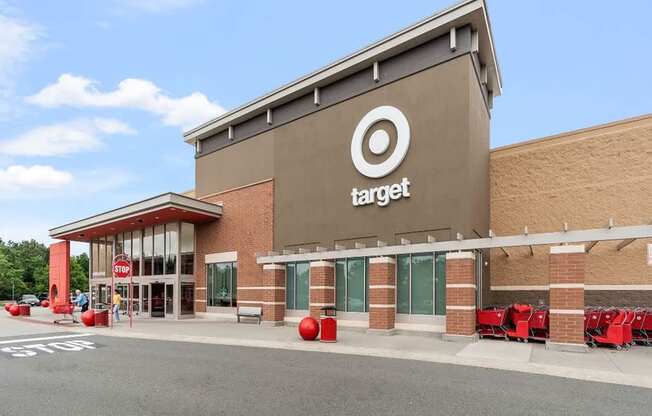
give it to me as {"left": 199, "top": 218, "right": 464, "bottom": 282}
{"left": 49, "top": 0, "right": 652, "bottom": 348}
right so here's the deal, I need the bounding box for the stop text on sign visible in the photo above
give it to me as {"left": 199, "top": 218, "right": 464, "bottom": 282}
{"left": 113, "top": 260, "right": 131, "bottom": 278}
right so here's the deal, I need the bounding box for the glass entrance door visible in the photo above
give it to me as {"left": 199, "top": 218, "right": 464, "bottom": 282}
{"left": 151, "top": 283, "right": 165, "bottom": 318}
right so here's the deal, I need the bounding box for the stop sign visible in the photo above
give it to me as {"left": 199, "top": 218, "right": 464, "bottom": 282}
{"left": 112, "top": 260, "right": 131, "bottom": 278}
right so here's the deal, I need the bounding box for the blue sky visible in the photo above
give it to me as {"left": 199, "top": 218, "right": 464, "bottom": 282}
{"left": 1, "top": 0, "right": 650, "bottom": 254}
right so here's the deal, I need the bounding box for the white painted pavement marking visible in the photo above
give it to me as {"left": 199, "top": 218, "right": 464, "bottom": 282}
{"left": 0, "top": 334, "right": 97, "bottom": 358}
{"left": 0, "top": 333, "right": 94, "bottom": 345}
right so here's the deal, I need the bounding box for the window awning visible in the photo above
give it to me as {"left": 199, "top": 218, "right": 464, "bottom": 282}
{"left": 49, "top": 192, "right": 222, "bottom": 242}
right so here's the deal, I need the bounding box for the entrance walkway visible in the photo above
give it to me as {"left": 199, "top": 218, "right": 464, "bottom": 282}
{"left": 12, "top": 307, "right": 652, "bottom": 389}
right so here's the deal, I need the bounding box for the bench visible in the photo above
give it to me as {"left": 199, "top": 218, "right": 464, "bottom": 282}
{"left": 237, "top": 306, "right": 263, "bottom": 324}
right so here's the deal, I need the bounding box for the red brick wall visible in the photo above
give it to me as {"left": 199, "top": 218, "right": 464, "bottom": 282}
{"left": 445, "top": 253, "right": 476, "bottom": 337}
{"left": 548, "top": 246, "right": 586, "bottom": 345}
{"left": 368, "top": 258, "right": 396, "bottom": 331}
{"left": 195, "top": 180, "right": 274, "bottom": 312}
{"left": 263, "top": 265, "right": 286, "bottom": 322}
{"left": 309, "top": 262, "right": 335, "bottom": 319}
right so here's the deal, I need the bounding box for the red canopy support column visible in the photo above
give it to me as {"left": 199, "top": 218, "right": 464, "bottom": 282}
{"left": 444, "top": 251, "right": 478, "bottom": 342}
{"left": 309, "top": 261, "right": 335, "bottom": 320}
{"left": 262, "top": 264, "right": 286, "bottom": 326}
{"left": 547, "top": 245, "right": 588, "bottom": 352}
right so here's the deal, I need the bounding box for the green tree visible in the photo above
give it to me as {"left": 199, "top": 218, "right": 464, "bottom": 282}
{"left": 70, "top": 255, "right": 89, "bottom": 292}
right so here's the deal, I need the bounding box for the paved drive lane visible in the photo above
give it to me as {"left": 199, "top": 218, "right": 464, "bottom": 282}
{"left": 1, "top": 331, "right": 651, "bottom": 416}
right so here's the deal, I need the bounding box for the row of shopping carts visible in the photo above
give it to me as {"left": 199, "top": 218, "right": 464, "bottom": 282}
{"left": 585, "top": 307, "right": 652, "bottom": 350}
{"left": 477, "top": 304, "right": 548, "bottom": 343}
{"left": 476, "top": 305, "right": 652, "bottom": 350}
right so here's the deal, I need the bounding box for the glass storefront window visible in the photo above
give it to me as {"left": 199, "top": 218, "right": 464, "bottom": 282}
{"left": 97, "top": 237, "right": 107, "bottom": 278}
{"left": 142, "top": 284, "right": 149, "bottom": 313}
{"left": 396, "top": 253, "right": 446, "bottom": 315}
{"left": 435, "top": 254, "right": 446, "bottom": 315}
{"left": 335, "top": 258, "right": 367, "bottom": 312}
{"left": 396, "top": 255, "right": 410, "bottom": 314}
{"left": 335, "top": 260, "right": 346, "bottom": 311}
{"left": 207, "top": 262, "right": 237, "bottom": 307}
{"left": 166, "top": 284, "right": 174, "bottom": 315}
{"left": 115, "top": 233, "right": 124, "bottom": 257}
{"left": 295, "top": 262, "right": 309, "bottom": 310}
{"left": 165, "top": 223, "right": 178, "bottom": 275}
{"left": 286, "top": 263, "right": 295, "bottom": 309}
{"left": 132, "top": 230, "right": 141, "bottom": 277}
{"left": 154, "top": 225, "right": 164, "bottom": 275}
{"left": 180, "top": 223, "right": 194, "bottom": 275}
{"left": 123, "top": 232, "right": 131, "bottom": 259}
{"left": 411, "top": 254, "right": 434, "bottom": 315}
{"left": 286, "top": 262, "right": 309, "bottom": 310}
{"left": 181, "top": 283, "right": 194, "bottom": 315}
{"left": 143, "top": 228, "right": 153, "bottom": 276}
{"left": 105, "top": 235, "right": 114, "bottom": 277}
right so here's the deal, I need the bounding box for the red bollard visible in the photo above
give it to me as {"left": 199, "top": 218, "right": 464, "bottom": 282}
{"left": 298, "top": 316, "right": 320, "bottom": 340}
{"left": 81, "top": 310, "right": 95, "bottom": 327}
{"left": 41, "top": 300, "right": 50, "bottom": 308}
{"left": 4, "top": 303, "right": 12, "bottom": 312}
{"left": 9, "top": 304, "right": 20, "bottom": 316}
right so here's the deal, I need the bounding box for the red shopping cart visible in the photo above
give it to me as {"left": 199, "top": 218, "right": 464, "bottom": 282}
{"left": 632, "top": 308, "right": 652, "bottom": 345}
{"left": 477, "top": 307, "right": 509, "bottom": 339}
{"left": 52, "top": 303, "right": 77, "bottom": 325}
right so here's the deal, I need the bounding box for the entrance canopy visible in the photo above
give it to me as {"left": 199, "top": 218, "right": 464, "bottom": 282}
{"left": 49, "top": 192, "right": 222, "bottom": 242}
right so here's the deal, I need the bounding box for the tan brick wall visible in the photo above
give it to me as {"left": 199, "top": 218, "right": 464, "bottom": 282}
{"left": 549, "top": 313, "right": 585, "bottom": 345}
{"left": 368, "top": 258, "right": 396, "bottom": 330}
{"left": 490, "top": 115, "right": 652, "bottom": 292}
{"left": 195, "top": 180, "right": 273, "bottom": 312}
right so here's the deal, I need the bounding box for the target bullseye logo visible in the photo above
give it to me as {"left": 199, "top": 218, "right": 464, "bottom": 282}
{"left": 350, "top": 105, "right": 410, "bottom": 178}
{"left": 350, "top": 105, "right": 412, "bottom": 208}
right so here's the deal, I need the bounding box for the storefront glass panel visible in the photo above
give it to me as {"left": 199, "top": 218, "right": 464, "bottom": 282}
{"left": 286, "top": 263, "right": 295, "bottom": 309}
{"left": 132, "top": 230, "right": 141, "bottom": 277}
{"left": 105, "top": 235, "right": 114, "bottom": 278}
{"left": 180, "top": 223, "right": 194, "bottom": 275}
{"left": 207, "top": 262, "right": 237, "bottom": 307}
{"left": 295, "top": 262, "right": 309, "bottom": 310}
{"left": 166, "top": 284, "right": 173, "bottom": 315}
{"left": 335, "top": 260, "right": 346, "bottom": 311}
{"left": 435, "top": 253, "right": 446, "bottom": 315}
{"left": 181, "top": 283, "right": 194, "bottom": 315}
{"left": 165, "top": 223, "right": 178, "bottom": 275}
{"left": 142, "top": 284, "right": 149, "bottom": 313}
{"left": 153, "top": 225, "right": 164, "bottom": 275}
{"left": 346, "top": 258, "right": 365, "bottom": 312}
{"left": 411, "top": 254, "right": 434, "bottom": 315}
{"left": 143, "top": 228, "right": 153, "bottom": 276}
{"left": 396, "top": 255, "right": 410, "bottom": 314}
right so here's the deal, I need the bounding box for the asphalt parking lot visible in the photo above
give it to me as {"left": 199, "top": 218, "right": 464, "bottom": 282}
{"left": 1, "top": 329, "right": 651, "bottom": 416}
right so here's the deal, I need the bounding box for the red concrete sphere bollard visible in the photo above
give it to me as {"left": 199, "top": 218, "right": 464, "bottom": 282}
{"left": 41, "top": 300, "right": 50, "bottom": 308}
{"left": 298, "top": 316, "right": 320, "bottom": 341}
{"left": 4, "top": 303, "right": 11, "bottom": 312}
{"left": 81, "top": 310, "right": 95, "bottom": 327}
{"left": 9, "top": 304, "right": 20, "bottom": 316}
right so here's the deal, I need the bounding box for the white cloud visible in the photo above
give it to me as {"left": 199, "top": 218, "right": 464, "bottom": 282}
{"left": 113, "top": 0, "right": 204, "bottom": 14}
{"left": 0, "top": 164, "right": 73, "bottom": 192}
{"left": 0, "top": 9, "right": 42, "bottom": 117}
{"left": 27, "top": 73, "right": 224, "bottom": 130}
{"left": 0, "top": 118, "right": 135, "bottom": 157}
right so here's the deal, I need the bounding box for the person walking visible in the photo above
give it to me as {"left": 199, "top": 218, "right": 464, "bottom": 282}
{"left": 112, "top": 290, "right": 122, "bottom": 322}
{"left": 74, "top": 289, "right": 89, "bottom": 312}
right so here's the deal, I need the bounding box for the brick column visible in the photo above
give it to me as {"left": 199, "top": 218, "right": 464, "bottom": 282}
{"left": 262, "top": 264, "right": 286, "bottom": 326}
{"left": 309, "top": 261, "right": 335, "bottom": 319}
{"left": 444, "top": 251, "right": 478, "bottom": 342}
{"left": 368, "top": 257, "right": 396, "bottom": 334}
{"left": 546, "top": 245, "right": 587, "bottom": 352}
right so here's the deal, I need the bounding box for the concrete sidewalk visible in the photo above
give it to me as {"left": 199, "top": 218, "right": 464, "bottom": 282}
{"left": 12, "top": 307, "right": 652, "bottom": 389}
